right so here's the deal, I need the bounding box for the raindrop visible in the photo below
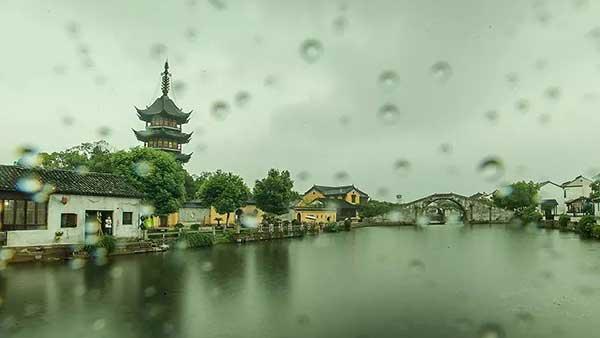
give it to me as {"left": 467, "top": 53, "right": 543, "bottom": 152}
{"left": 94, "top": 75, "right": 107, "bottom": 86}
{"left": 476, "top": 323, "right": 506, "bottom": 338}
{"left": 33, "top": 184, "right": 55, "bottom": 203}
{"left": 377, "top": 187, "right": 389, "bottom": 197}
{"left": 185, "top": 28, "right": 198, "bottom": 41}
{"left": 377, "top": 103, "right": 400, "bottom": 124}
{"left": 144, "top": 286, "right": 157, "bottom": 298}
{"left": 134, "top": 161, "right": 152, "bottom": 177}
{"left": 416, "top": 215, "right": 430, "bottom": 226}
{"left": 208, "top": 0, "right": 226, "bottom": 10}
{"left": 439, "top": 143, "right": 452, "bottom": 154}
{"left": 339, "top": 115, "right": 351, "bottom": 126}
{"left": 333, "top": 16, "right": 347, "bottom": 34}
{"left": 61, "top": 115, "right": 75, "bottom": 126}
{"left": 92, "top": 318, "right": 106, "bottom": 331}
{"left": 378, "top": 70, "right": 399, "bottom": 89}
{"left": 211, "top": 101, "right": 230, "bottom": 121}
{"left": 264, "top": 75, "right": 277, "bottom": 87}
{"left": 299, "top": 39, "right": 324, "bottom": 64}
{"left": 296, "top": 314, "right": 311, "bottom": 326}
{"left": 430, "top": 61, "right": 453, "bottom": 82}
{"left": 149, "top": 43, "right": 167, "bottom": 59}
{"left": 235, "top": 91, "right": 250, "bottom": 107}
{"left": 53, "top": 65, "right": 67, "bottom": 75}
{"left": 75, "top": 166, "right": 89, "bottom": 175}
{"left": 66, "top": 21, "right": 80, "bottom": 37}
{"left": 485, "top": 110, "right": 498, "bottom": 122}
{"left": 16, "top": 175, "right": 42, "bottom": 193}
{"left": 69, "top": 258, "right": 86, "bottom": 270}
{"left": 334, "top": 171, "right": 349, "bottom": 181}
{"left": 173, "top": 80, "right": 187, "bottom": 95}
{"left": 97, "top": 126, "right": 111, "bottom": 137}
{"left": 15, "top": 146, "right": 41, "bottom": 168}
{"left": 110, "top": 266, "right": 123, "bottom": 279}
{"left": 408, "top": 258, "right": 426, "bottom": 271}
{"left": 297, "top": 171, "right": 310, "bottom": 181}
{"left": 544, "top": 86, "right": 561, "bottom": 100}
{"left": 478, "top": 156, "right": 505, "bottom": 182}
{"left": 515, "top": 98, "right": 530, "bottom": 113}
{"left": 515, "top": 310, "right": 535, "bottom": 323}
{"left": 573, "top": 0, "right": 589, "bottom": 9}
{"left": 201, "top": 262, "right": 214, "bottom": 272}
{"left": 195, "top": 143, "right": 208, "bottom": 152}
{"left": 535, "top": 58, "right": 547, "bottom": 70}
{"left": 539, "top": 113, "right": 551, "bottom": 125}
{"left": 505, "top": 72, "right": 519, "bottom": 84}
{"left": 78, "top": 44, "right": 90, "bottom": 55}
{"left": 141, "top": 204, "right": 155, "bottom": 217}
{"left": 496, "top": 185, "right": 513, "bottom": 198}
{"left": 393, "top": 159, "right": 411, "bottom": 175}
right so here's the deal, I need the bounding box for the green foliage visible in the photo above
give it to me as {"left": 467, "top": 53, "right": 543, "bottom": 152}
{"left": 343, "top": 218, "right": 352, "bottom": 231}
{"left": 84, "top": 235, "right": 117, "bottom": 255}
{"left": 493, "top": 181, "right": 540, "bottom": 214}
{"left": 359, "top": 199, "right": 396, "bottom": 218}
{"left": 178, "top": 232, "right": 213, "bottom": 248}
{"left": 196, "top": 170, "right": 250, "bottom": 223}
{"left": 175, "top": 223, "right": 184, "bottom": 229}
{"left": 516, "top": 206, "right": 543, "bottom": 225}
{"left": 108, "top": 147, "right": 186, "bottom": 215}
{"left": 591, "top": 180, "right": 600, "bottom": 200}
{"left": 558, "top": 214, "right": 570, "bottom": 228}
{"left": 593, "top": 225, "right": 600, "bottom": 239}
{"left": 578, "top": 215, "right": 597, "bottom": 238}
{"left": 190, "top": 223, "right": 201, "bottom": 231}
{"left": 184, "top": 171, "right": 212, "bottom": 202}
{"left": 323, "top": 223, "right": 340, "bottom": 233}
{"left": 39, "top": 141, "right": 112, "bottom": 172}
{"left": 253, "top": 169, "right": 295, "bottom": 215}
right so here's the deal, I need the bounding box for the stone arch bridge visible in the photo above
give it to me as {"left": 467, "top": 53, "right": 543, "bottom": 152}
{"left": 396, "top": 193, "right": 513, "bottom": 224}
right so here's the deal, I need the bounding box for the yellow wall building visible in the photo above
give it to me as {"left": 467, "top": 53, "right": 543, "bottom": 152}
{"left": 296, "top": 185, "right": 369, "bottom": 221}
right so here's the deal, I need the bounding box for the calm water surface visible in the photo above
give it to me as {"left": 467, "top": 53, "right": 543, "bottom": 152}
{"left": 2, "top": 225, "right": 600, "bottom": 338}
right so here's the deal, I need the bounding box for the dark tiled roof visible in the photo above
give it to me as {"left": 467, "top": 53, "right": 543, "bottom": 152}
{"left": 315, "top": 198, "right": 358, "bottom": 209}
{"left": 0, "top": 165, "right": 144, "bottom": 198}
{"left": 133, "top": 127, "right": 192, "bottom": 143}
{"left": 136, "top": 95, "right": 191, "bottom": 124}
{"left": 308, "top": 185, "right": 369, "bottom": 197}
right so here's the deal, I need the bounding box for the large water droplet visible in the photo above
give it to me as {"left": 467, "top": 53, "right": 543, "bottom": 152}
{"left": 149, "top": 43, "right": 167, "bottom": 59}
{"left": 478, "top": 156, "right": 505, "bottom": 182}
{"left": 16, "top": 146, "right": 41, "bottom": 168}
{"left": 173, "top": 80, "right": 187, "bottom": 95}
{"left": 17, "top": 176, "right": 41, "bottom": 194}
{"left": 439, "top": 143, "right": 452, "bottom": 154}
{"left": 544, "top": 86, "right": 561, "bottom": 100}
{"left": 485, "top": 110, "right": 499, "bottom": 122}
{"left": 299, "top": 39, "right": 324, "bottom": 64}
{"left": 430, "top": 61, "right": 453, "bottom": 82}
{"left": 334, "top": 171, "right": 349, "bottom": 181}
{"left": 394, "top": 159, "right": 411, "bottom": 175}
{"left": 377, "top": 104, "right": 400, "bottom": 124}
{"left": 515, "top": 98, "right": 530, "bottom": 113}
{"left": 208, "top": 0, "right": 226, "bottom": 10}
{"left": 235, "top": 91, "right": 250, "bottom": 108}
{"left": 134, "top": 161, "right": 152, "bottom": 177}
{"left": 333, "top": 16, "right": 347, "bottom": 34}
{"left": 297, "top": 171, "right": 310, "bottom": 181}
{"left": 378, "top": 70, "right": 399, "bottom": 89}
{"left": 211, "top": 101, "right": 230, "bottom": 121}
{"left": 97, "top": 126, "right": 111, "bottom": 137}
{"left": 477, "top": 323, "right": 506, "bottom": 338}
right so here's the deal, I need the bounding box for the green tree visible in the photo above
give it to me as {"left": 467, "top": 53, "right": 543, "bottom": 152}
{"left": 591, "top": 180, "right": 600, "bottom": 199}
{"left": 493, "top": 181, "right": 540, "bottom": 214}
{"left": 39, "top": 141, "right": 112, "bottom": 172}
{"left": 359, "top": 200, "right": 395, "bottom": 218}
{"left": 196, "top": 170, "right": 250, "bottom": 230}
{"left": 108, "top": 147, "right": 187, "bottom": 215}
{"left": 253, "top": 169, "right": 295, "bottom": 215}
{"left": 183, "top": 171, "right": 212, "bottom": 201}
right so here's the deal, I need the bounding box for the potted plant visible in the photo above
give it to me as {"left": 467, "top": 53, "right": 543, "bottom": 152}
{"left": 54, "top": 231, "right": 64, "bottom": 242}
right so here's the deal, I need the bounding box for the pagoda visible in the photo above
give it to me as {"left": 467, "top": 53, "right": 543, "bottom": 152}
{"left": 133, "top": 61, "right": 193, "bottom": 163}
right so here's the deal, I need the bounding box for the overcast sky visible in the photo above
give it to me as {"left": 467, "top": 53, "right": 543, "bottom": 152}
{"left": 1, "top": 0, "right": 600, "bottom": 201}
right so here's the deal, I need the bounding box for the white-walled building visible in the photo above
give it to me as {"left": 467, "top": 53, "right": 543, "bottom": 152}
{"left": 0, "top": 165, "right": 144, "bottom": 247}
{"left": 537, "top": 181, "right": 566, "bottom": 220}
{"left": 562, "top": 175, "right": 593, "bottom": 201}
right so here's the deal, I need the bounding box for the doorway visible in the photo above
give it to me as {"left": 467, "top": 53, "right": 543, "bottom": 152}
{"left": 85, "top": 210, "right": 114, "bottom": 239}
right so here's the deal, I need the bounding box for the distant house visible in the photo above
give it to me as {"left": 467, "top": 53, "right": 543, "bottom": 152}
{"left": 178, "top": 200, "right": 209, "bottom": 227}
{"left": 469, "top": 192, "right": 493, "bottom": 201}
{"left": 562, "top": 175, "right": 593, "bottom": 201}
{"left": 537, "top": 181, "right": 566, "bottom": 220}
{"left": 295, "top": 185, "right": 369, "bottom": 222}
{"left": 0, "top": 165, "right": 144, "bottom": 247}
{"left": 566, "top": 196, "right": 592, "bottom": 217}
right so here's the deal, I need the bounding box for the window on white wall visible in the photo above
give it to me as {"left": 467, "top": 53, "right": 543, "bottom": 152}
{"left": 60, "top": 213, "right": 77, "bottom": 228}
{"left": 123, "top": 212, "right": 133, "bottom": 225}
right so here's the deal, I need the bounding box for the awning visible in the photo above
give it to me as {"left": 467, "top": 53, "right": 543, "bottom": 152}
{"left": 540, "top": 199, "right": 558, "bottom": 209}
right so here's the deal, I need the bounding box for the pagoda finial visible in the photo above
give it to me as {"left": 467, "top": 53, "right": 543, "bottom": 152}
{"left": 161, "top": 60, "right": 171, "bottom": 96}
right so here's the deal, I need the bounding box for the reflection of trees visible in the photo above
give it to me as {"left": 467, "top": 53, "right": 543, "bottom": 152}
{"left": 198, "top": 245, "right": 247, "bottom": 293}
{"left": 254, "top": 241, "right": 290, "bottom": 296}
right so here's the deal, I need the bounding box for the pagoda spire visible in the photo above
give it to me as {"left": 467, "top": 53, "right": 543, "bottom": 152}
{"left": 161, "top": 60, "right": 171, "bottom": 96}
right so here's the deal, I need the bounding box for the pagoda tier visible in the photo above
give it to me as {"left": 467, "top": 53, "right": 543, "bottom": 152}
{"left": 135, "top": 95, "right": 191, "bottom": 124}
{"left": 133, "top": 61, "right": 193, "bottom": 164}
{"left": 133, "top": 127, "right": 193, "bottom": 144}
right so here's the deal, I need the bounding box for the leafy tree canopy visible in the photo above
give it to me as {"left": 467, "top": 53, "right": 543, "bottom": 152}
{"left": 359, "top": 199, "right": 396, "bottom": 218}
{"left": 493, "top": 181, "right": 540, "bottom": 213}
{"left": 38, "top": 141, "right": 112, "bottom": 172}
{"left": 196, "top": 170, "right": 250, "bottom": 223}
{"left": 253, "top": 169, "right": 295, "bottom": 215}
{"left": 591, "top": 179, "right": 600, "bottom": 199}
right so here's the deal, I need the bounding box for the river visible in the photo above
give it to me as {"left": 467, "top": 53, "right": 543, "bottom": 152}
{"left": 1, "top": 225, "right": 600, "bottom": 338}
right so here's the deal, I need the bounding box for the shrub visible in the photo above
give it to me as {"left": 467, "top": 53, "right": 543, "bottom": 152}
{"left": 291, "top": 219, "right": 301, "bottom": 226}
{"left": 516, "top": 206, "right": 543, "bottom": 225}
{"left": 578, "top": 215, "right": 597, "bottom": 238}
{"left": 343, "top": 219, "right": 352, "bottom": 231}
{"left": 178, "top": 232, "right": 213, "bottom": 248}
{"left": 84, "top": 235, "right": 117, "bottom": 255}
{"left": 593, "top": 225, "right": 600, "bottom": 239}
{"left": 558, "top": 214, "right": 570, "bottom": 229}
{"left": 190, "top": 223, "right": 202, "bottom": 231}
{"left": 174, "top": 223, "right": 185, "bottom": 229}
{"left": 323, "top": 223, "right": 340, "bottom": 233}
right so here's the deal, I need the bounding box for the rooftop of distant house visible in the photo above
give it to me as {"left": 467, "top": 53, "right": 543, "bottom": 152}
{"left": 306, "top": 185, "right": 369, "bottom": 197}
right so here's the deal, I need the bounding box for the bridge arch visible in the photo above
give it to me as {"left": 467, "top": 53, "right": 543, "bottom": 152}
{"left": 420, "top": 197, "right": 468, "bottom": 224}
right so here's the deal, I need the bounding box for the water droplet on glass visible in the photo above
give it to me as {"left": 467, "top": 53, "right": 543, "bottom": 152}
{"left": 185, "top": 28, "right": 198, "bottom": 41}
{"left": 485, "top": 110, "right": 499, "bottom": 122}
{"left": 334, "top": 171, "right": 349, "bottom": 181}
{"left": 235, "top": 91, "right": 250, "bottom": 108}
{"left": 506, "top": 72, "right": 519, "bottom": 85}
{"left": 516, "top": 98, "right": 530, "bottom": 113}
{"left": 539, "top": 113, "right": 551, "bottom": 125}
{"left": 16, "top": 175, "right": 42, "bottom": 194}
{"left": 70, "top": 258, "right": 86, "bottom": 270}
{"left": 264, "top": 75, "right": 277, "bottom": 87}
{"left": 94, "top": 75, "right": 107, "bottom": 86}
{"left": 544, "top": 86, "right": 561, "bottom": 100}
{"left": 478, "top": 156, "right": 505, "bottom": 182}
{"left": 211, "top": 101, "right": 230, "bottom": 121}
{"left": 66, "top": 21, "right": 80, "bottom": 37}
{"left": 394, "top": 159, "right": 411, "bottom": 175}
{"left": 297, "top": 171, "right": 310, "bottom": 181}
{"left": 97, "top": 126, "right": 111, "bottom": 137}
{"left": 173, "top": 80, "right": 187, "bottom": 95}
{"left": 141, "top": 204, "right": 155, "bottom": 217}
{"left": 92, "top": 318, "right": 106, "bottom": 331}
{"left": 299, "top": 39, "right": 324, "bottom": 64}
{"left": 408, "top": 258, "right": 426, "bottom": 271}
{"left": 430, "top": 61, "right": 453, "bottom": 82}
{"left": 378, "top": 70, "right": 399, "bottom": 89}
{"left": 195, "top": 143, "right": 208, "bottom": 152}
{"left": 296, "top": 314, "right": 311, "bottom": 326}
{"left": 134, "top": 161, "right": 152, "bottom": 177}
{"left": 377, "top": 187, "right": 389, "bottom": 197}
{"left": 60, "top": 114, "right": 74, "bottom": 126}
{"left": 477, "top": 323, "right": 506, "bottom": 338}
{"left": 15, "top": 146, "right": 41, "bottom": 168}
{"left": 535, "top": 58, "right": 547, "bottom": 70}
{"left": 201, "top": 262, "right": 214, "bottom": 272}
{"left": 333, "top": 16, "right": 347, "bottom": 34}
{"left": 208, "top": 0, "right": 226, "bottom": 10}
{"left": 150, "top": 43, "right": 167, "bottom": 59}
{"left": 53, "top": 65, "right": 67, "bottom": 75}
{"left": 144, "top": 286, "right": 157, "bottom": 298}
{"left": 339, "top": 115, "right": 351, "bottom": 126}
{"left": 515, "top": 310, "right": 535, "bottom": 323}
{"left": 439, "top": 143, "right": 452, "bottom": 154}
{"left": 377, "top": 103, "right": 401, "bottom": 124}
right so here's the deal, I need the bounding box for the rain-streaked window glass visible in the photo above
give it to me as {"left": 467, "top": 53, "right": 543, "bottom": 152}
{"left": 3, "top": 1, "right": 600, "bottom": 338}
